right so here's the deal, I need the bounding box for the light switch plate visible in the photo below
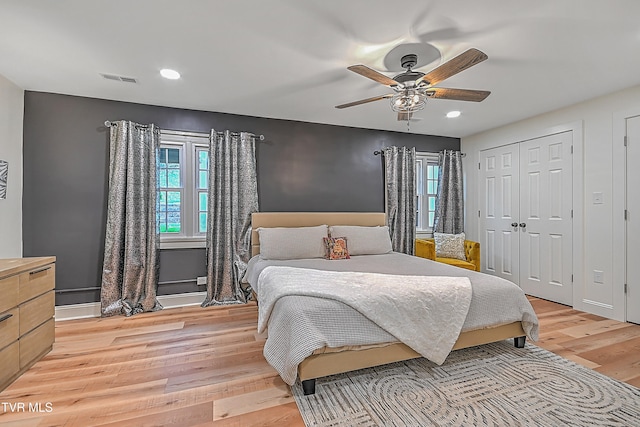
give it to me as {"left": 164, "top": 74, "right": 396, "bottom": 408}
{"left": 593, "top": 270, "right": 604, "bottom": 284}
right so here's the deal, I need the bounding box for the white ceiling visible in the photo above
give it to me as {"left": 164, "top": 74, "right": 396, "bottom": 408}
{"left": 1, "top": 0, "right": 640, "bottom": 138}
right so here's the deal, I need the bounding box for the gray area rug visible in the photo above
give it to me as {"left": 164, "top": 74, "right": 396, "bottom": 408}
{"left": 292, "top": 341, "right": 640, "bottom": 426}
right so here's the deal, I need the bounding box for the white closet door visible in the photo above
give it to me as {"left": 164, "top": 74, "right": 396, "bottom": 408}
{"left": 479, "top": 143, "right": 520, "bottom": 283}
{"left": 518, "top": 131, "right": 573, "bottom": 305}
{"left": 626, "top": 116, "right": 640, "bottom": 324}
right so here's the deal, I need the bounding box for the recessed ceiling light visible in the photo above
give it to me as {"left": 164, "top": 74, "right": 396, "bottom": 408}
{"left": 446, "top": 110, "right": 461, "bottom": 118}
{"left": 160, "top": 69, "right": 180, "bottom": 80}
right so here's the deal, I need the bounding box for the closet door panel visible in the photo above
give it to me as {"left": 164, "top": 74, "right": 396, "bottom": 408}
{"left": 479, "top": 144, "right": 519, "bottom": 282}
{"left": 625, "top": 115, "right": 640, "bottom": 324}
{"left": 519, "top": 132, "right": 573, "bottom": 304}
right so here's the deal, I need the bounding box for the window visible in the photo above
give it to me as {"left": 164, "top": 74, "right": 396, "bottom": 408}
{"left": 158, "top": 145, "right": 182, "bottom": 233}
{"left": 158, "top": 131, "right": 209, "bottom": 248}
{"left": 196, "top": 148, "right": 209, "bottom": 234}
{"left": 416, "top": 152, "right": 440, "bottom": 232}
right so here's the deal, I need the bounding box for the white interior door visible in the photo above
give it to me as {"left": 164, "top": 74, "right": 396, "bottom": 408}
{"left": 626, "top": 116, "right": 640, "bottom": 324}
{"left": 518, "top": 132, "right": 573, "bottom": 305}
{"left": 479, "top": 143, "right": 520, "bottom": 283}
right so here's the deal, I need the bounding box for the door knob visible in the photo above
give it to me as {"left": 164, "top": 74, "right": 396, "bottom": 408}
{"left": 511, "top": 222, "right": 518, "bottom": 227}
{"left": 519, "top": 223, "right": 526, "bottom": 228}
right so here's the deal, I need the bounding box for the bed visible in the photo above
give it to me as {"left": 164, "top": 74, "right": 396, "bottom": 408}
{"left": 248, "top": 212, "right": 539, "bottom": 395}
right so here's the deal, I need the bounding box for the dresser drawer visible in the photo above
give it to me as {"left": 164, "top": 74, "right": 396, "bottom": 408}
{"left": 19, "top": 263, "right": 55, "bottom": 304}
{"left": 19, "top": 290, "right": 55, "bottom": 336}
{"left": 20, "top": 318, "right": 54, "bottom": 369}
{"left": 0, "top": 308, "right": 19, "bottom": 350}
{"left": 0, "top": 341, "right": 19, "bottom": 390}
{"left": 0, "top": 275, "right": 19, "bottom": 313}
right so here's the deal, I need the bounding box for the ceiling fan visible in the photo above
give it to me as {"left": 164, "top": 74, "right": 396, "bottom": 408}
{"left": 336, "top": 48, "right": 491, "bottom": 121}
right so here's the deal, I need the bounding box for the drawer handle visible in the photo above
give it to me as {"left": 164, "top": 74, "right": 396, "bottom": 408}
{"left": 0, "top": 313, "right": 13, "bottom": 323}
{"left": 30, "top": 266, "right": 51, "bottom": 275}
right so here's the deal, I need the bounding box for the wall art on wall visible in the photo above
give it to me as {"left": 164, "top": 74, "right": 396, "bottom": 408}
{"left": 0, "top": 160, "right": 8, "bottom": 199}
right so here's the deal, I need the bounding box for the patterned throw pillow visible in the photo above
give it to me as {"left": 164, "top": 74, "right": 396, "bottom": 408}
{"left": 323, "top": 237, "right": 351, "bottom": 260}
{"left": 433, "top": 232, "right": 467, "bottom": 261}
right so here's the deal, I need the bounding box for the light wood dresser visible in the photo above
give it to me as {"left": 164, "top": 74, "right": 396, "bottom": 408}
{"left": 0, "top": 257, "right": 56, "bottom": 391}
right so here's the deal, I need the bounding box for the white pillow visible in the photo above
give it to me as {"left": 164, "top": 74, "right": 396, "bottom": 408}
{"left": 328, "top": 225, "right": 392, "bottom": 255}
{"left": 433, "top": 232, "right": 466, "bottom": 260}
{"left": 257, "top": 225, "right": 328, "bottom": 260}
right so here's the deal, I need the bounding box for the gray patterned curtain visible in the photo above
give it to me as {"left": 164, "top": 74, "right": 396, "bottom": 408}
{"left": 384, "top": 146, "right": 416, "bottom": 255}
{"left": 101, "top": 121, "right": 162, "bottom": 317}
{"left": 203, "top": 130, "right": 259, "bottom": 306}
{"left": 434, "top": 150, "right": 464, "bottom": 234}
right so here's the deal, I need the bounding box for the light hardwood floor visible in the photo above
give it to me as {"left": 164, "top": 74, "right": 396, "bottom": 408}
{"left": 0, "top": 297, "right": 638, "bottom": 426}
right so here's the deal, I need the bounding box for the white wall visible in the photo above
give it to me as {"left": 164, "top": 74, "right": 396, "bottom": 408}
{"left": 0, "top": 73, "right": 24, "bottom": 258}
{"left": 462, "top": 83, "right": 640, "bottom": 321}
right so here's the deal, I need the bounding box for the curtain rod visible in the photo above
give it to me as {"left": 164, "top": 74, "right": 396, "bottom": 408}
{"left": 104, "top": 120, "right": 148, "bottom": 129}
{"left": 215, "top": 130, "right": 265, "bottom": 141}
{"left": 104, "top": 121, "right": 265, "bottom": 141}
{"left": 374, "top": 149, "right": 465, "bottom": 157}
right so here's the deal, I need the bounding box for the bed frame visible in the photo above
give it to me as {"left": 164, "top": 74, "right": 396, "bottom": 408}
{"left": 251, "top": 212, "right": 526, "bottom": 395}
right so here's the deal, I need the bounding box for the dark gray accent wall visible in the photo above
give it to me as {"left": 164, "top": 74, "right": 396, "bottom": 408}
{"left": 22, "top": 91, "right": 459, "bottom": 305}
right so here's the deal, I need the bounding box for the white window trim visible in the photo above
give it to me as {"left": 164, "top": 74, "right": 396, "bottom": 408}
{"left": 416, "top": 151, "right": 440, "bottom": 237}
{"left": 160, "top": 237, "right": 207, "bottom": 250}
{"left": 159, "top": 130, "right": 209, "bottom": 249}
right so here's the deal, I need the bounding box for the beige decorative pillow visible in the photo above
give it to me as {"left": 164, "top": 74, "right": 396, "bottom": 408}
{"left": 257, "top": 225, "right": 328, "bottom": 259}
{"left": 328, "top": 225, "right": 393, "bottom": 255}
{"left": 434, "top": 232, "right": 466, "bottom": 261}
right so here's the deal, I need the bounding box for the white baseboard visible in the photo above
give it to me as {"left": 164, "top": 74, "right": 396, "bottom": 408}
{"left": 54, "top": 291, "right": 208, "bottom": 321}
{"left": 55, "top": 301, "right": 102, "bottom": 320}
{"left": 158, "top": 291, "right": 207, "bottom": 308}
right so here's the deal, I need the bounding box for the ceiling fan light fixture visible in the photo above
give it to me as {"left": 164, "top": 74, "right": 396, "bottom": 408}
{"left": 337, "top": 48, "right": 490, "bottom": 120}
{"left": 390, "top": 89, "right": 427, "bottom": 113}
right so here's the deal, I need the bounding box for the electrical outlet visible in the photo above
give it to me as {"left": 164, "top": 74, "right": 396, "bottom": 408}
{"left": 593, "top": 192, "right": 604, "bottom": 204}
{"left": 593, "top": 270, "right": 604, "bottom": 284}
{"left": 196, "top": 276, "right": 207, "bottom": 285}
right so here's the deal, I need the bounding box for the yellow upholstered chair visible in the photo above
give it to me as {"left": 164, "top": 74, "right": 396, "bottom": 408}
{"left": 415, "top": 238, "right": 436, "bottom": 261}
{"left": 415, "top": 238, "right": 481, "bottom": 272}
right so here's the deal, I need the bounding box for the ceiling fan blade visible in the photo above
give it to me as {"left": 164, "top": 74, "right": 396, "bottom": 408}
{"left": 418, "top": 48, "right": 488, "bottom": 86}
{"left": 335, "top": 94, "right": 392, "bottom": 109}
{"left": 426, "top": 87, "right": 491, "bottom": 102}
{"left": 397, "top": 111, "right": 413, "bottom": 121}
{"left": 348, "top": 65, "right": 400, "bottom": 87}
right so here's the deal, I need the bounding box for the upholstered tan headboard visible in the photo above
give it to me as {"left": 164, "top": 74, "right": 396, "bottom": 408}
{"left": 251, "top": 212, "right": 386, "bottom": 257}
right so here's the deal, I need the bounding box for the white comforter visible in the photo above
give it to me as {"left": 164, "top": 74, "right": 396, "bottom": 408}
{"left": 258, "top": 266, "right": 472, "bottom": 368}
